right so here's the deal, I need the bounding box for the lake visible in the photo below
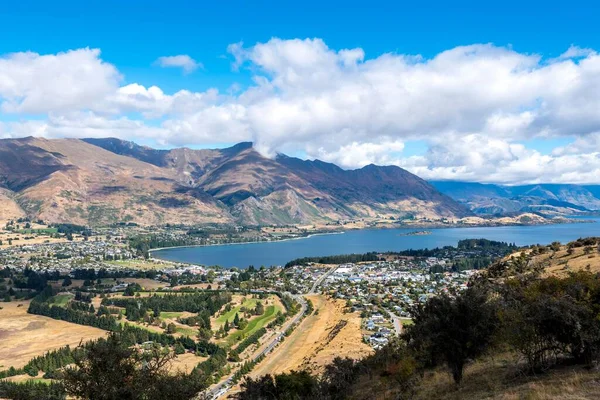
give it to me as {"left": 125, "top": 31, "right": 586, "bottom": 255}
{"left": 151, "top": 217, "right": 600, "bottom": 268}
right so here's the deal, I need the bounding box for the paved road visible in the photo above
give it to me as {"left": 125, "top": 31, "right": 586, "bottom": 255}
{"left": 205, "top": 296, "right": 307, "bottom": 399}
{"left": 205, "top": 268, "right": 337, "bottom": 400}
{"left": 386, "top": 310, "right": 403, "bottom": 336}
{"left": 308, "top": 265, "right": 337, "bottom": 294}
{"left": 204, "top": 268, "right": 337, "bottom": 400}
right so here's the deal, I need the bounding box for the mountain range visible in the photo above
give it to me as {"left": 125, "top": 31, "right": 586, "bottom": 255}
{"left": 430, "top": 181, "right": 600, "bottom": 216}
{"left": 0, "top": 137, "right": 468, "bottom": 226}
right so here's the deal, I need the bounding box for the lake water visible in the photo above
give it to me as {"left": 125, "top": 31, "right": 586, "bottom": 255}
{"left": 152, "top": 217, "right": 600, "bottom": 268}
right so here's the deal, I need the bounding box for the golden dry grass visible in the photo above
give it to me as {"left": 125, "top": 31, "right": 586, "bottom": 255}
{"left": 250, "top": 295, "right": 372, "bottom": 377}
{"left": 170, "top": 353, "right": 206, "bottom": 374}
{"left": 0, "top": 301, "right": 107, "bottom": 369}
{"left": 412, "top": 353, "right": 600, "bottom": 400}
{"left": 507, "top": 243, "right": 600, "bottom": 278}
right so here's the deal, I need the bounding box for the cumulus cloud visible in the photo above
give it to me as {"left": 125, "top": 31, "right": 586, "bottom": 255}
{"left": 155, "top": 55, "right": 202, "bottom": 73}
{"left": 2, "top": 40, "right": 600, "bottom": 184}
{"left": 0, "top": 48, "right": 120, "bottom": 113}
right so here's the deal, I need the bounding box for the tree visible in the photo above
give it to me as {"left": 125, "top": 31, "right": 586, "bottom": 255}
{"left": 233, "top": 313, "right": 240, "bottom": 328}
{"left": 62, "top": 277, "right": 72, "bottom": 287}
{"left": 404, "top": 287, "right": 499, "bottom": 384}
{"left": 174, "top": 343, "right": 186, "bottom": 355}
{"left": 237, "top": 319, "right": 248, "bottom": 330}
{"left": 61, "top": 333, "right": 206, "bottom": 400}
{"left": 198, "top": 327, "right": 213, "bottom": 341}
{"left": 238, "top": 370, "right": 319, "bottom": 400}
{"left": 224, "top": 320, "right": 231, "bottom": 333}
{"left": 123, "top": 285, "right": 136, "bottom": 297}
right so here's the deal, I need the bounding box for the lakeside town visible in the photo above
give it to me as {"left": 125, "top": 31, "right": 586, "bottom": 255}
{"left": 8, "top": 217, "right": 596, "bottom": 400}
{"left": 1, "top": 220, "right": 517, "bottom": 355}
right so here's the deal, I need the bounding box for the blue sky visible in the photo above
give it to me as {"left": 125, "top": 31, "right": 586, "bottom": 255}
{"left": 1, "top": 1, "right": 600, "bottom": 183}
{"left": 2, "top": 0, "right": 596, "bottom": 92}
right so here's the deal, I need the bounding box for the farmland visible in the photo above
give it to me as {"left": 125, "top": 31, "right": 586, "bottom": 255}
{"left": 0, "top": 301, "right": 106, "bottom": 369}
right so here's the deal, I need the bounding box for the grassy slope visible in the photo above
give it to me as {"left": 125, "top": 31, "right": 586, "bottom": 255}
{"left": 411, "top": 353, "right": 600, "bottom": 400}
{"left": 215, "top": 298, "right": 259, "bottom": 327}
{"left": 224, "top": 305, "right": 281, "bottom": 346}
{"left": 49, "top": 294, "right": 73, "bottom": 306}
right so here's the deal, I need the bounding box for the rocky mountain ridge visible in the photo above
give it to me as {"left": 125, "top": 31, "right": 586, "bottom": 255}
{"left": 431, "top": 180, "right": 600, "bottom": 216}
{"left": 0, "top": 137, "right": 468, "bottom": 226}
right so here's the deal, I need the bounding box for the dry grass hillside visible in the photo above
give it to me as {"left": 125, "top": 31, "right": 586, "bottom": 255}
{"left": 403, "top": 237, "right": 600, "bottom": 400}
{"left": 250, "top": 295, "right": 372, "bottom": 378}
{"left": 0, "top": 137, "right": 231, "bottom": 226}
{"left": 0, "top": 137, "right": 471, "bottom": 227}
{"left": 406, "top": 354, "right": 600, "bottom": 400}
{"left": 501, "top": 237, "right": 600, "bottom": 277}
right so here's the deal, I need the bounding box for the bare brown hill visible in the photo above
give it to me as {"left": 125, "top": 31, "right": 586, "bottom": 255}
{"left": 0, "top": 137, "right": 469, "bottom": 226}
{"left": 0, "top": 137, "right": 230, "bottom": 226}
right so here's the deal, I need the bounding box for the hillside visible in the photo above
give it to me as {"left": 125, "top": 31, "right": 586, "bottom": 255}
{"left": 0, "top": 137, "right": 468, "bottom": 226}
{"left": 431, "top": 180, "right": 600, "bottom": 216}
{"left": 504, "top": 237, "right": 600, "bottom": 277}
{"left": 0, "top": 137, "right": 231, "bottom": 226}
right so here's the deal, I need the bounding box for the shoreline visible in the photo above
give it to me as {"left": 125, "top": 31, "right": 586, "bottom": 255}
{"left": 149, "top": 231, "right": 347, "bottom": 253}
{"left": 149, "top": 216, "right": 597, "bottom": 259}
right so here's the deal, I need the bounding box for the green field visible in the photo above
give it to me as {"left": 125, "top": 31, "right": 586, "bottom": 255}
{"left": 224, "top": 304, "right": 280, "bottom": 346}
{"left": 215, "top": 298, "right": 259, "bottom": 327}
{"left": 160, "top": 311, "right": 184, "bottom": 319}
{"left": 49, "top": 294, "right": 73, "bottom": 306}
{"left": 399, "top": 318, "right": 414, "bottom": 326}
{"left": 175, "top": 326, "right": 197, "bottom": 336}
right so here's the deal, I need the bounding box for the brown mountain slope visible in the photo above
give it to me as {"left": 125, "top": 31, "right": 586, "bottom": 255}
{"left": 0, "top": 138, "right": 231, "bottom": 226}
{"left": 276, "top": 156, "right": 467, "bottom": 218}
{"left": 0, "top": 137, "right": 470, "bottom": 226}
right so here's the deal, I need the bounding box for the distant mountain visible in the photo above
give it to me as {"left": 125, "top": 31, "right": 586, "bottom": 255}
{"left": 430, "top": 180, "right": 600, "bottom": 216}
{"left": 0, "top": 137, "right": 469, "bottom": 226}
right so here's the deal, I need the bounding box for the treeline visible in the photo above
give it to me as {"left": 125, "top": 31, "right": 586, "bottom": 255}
{"left": 0, "top": 381, "right": 66, "bottom": 400}
{"left": 457, "top": 238, "right": 517, "bottom": 249}
{"left": 27, "top": 299, "right": 220, "bottom": 355}
{"left": 383, "top": 239, "right": 516, "bottom": 258}
{"left": 285, "top": 239, "right": 517, "bottom": 270}
{"left": 278, "top": 293, "right": 300, "bottom": 315}
{"left": 71, "top": 267, "right": 157, "bottom": 280}
{"left": 50, "top": 223, "right": 89, "bottom": 235}
{"left": 0, "top": 331, "right": 225, "bottom": 400}
{"left": 0, "top": 346, "right": 85, "bottom": 380}
{"left": 193, "top": 347, "right": 229, "bottom": 382}
{"left": 285, "top": 252, "right": 380, "bottom": 268}
{"left": 101, "top": 291, "right": 232, "bottom": 314}
{"left": 29, "top": 301, "right": 119, "bottom": 330}
{"left": 128, "top": 234, "right": 198, "bottom": 257}
{"left": 232, "top": 354, "right": 266, "bottom": 384}
{"left": 229, "top": 327, "right": 267, "bottom": 360}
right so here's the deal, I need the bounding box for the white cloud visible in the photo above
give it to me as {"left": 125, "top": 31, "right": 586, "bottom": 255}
{"left": 555, "top": 45, "right": 596, "bottom": 60}
{"left": 5, "top": 112, "right": 165, "bottom": 141}
{"left": 2, "top": 40, "right": 600, "bottom": 184}
{"left": 0, "top": 48, "right": 120, "bottom": 114}
{"left": 155, "top": 55, "right": 202, "bottom": 74}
